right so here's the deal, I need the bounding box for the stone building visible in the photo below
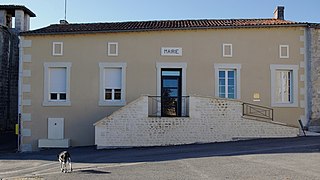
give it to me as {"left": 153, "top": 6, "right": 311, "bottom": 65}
{"left": 309, "top": 24, "right": 320, "bottom": 132}
{"left": 0, "top": 5, "right": 35, "bottom": 133}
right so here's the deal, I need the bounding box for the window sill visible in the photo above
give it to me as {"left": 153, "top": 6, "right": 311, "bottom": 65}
{"left": 271, "top": 102, "right": 298, "bottom": 108}
{"left": 99, "top": 100, "right": 126, "bottom": 106}
{"left": 43, "top": 100, "right": 71, "bottom": 107}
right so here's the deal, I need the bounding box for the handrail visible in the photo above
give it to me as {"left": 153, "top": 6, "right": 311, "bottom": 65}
{"left": 148, "top": 96, "right": 189, "bottom": 117}
{"left": 243, "top": 102, "right": 273, "bottom": 121}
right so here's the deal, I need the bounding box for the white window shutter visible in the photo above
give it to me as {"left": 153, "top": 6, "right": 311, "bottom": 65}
{"left": 105, "top": 68, "right": 121, "bottom": 89}
{"left": 50, "top": 67, "right": 67, "bottom": 92}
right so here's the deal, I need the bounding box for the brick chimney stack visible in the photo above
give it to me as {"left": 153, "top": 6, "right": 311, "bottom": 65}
{"left": 274, "top": 6, "right": 285, "bottom": 20}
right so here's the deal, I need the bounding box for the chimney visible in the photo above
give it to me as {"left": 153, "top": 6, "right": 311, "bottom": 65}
{"left": 60, "top": 19, "right": 69, "bottom": 25}
{"left": 274, "top": 6, "right": 285, "bottom": 20}
{"left": 0, "top": 5, "right": 36, "bottom": 32}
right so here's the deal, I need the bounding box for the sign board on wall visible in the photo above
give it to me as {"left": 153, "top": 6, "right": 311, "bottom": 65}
{"left": 161, "top": 47, "right": 182, "bottom": 56}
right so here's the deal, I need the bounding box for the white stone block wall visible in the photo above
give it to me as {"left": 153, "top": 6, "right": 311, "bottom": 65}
{"left": 95, "top": 95, "right": 299, "bottom": 149}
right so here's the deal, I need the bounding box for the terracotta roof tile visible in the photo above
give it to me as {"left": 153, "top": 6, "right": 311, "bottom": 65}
{"left": 20, "top": 18, "right": 307, "bottom": 35}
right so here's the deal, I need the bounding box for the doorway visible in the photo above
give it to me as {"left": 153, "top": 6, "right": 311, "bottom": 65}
{"left": 161, "top": 69, "right": 182, "bottom": 117}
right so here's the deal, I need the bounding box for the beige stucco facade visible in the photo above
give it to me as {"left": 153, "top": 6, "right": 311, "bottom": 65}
{"left": 20, "top": 26, "right": 306, "bottom": 151}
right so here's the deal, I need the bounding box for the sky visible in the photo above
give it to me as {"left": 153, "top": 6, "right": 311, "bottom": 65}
{"left": 2, "top": 0, "right": 320, "bottom": 30}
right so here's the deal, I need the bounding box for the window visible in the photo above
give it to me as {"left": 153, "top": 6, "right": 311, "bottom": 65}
{"left": 279, "top": 45, "right": 289, "bottom": 58}
{"left": 223, "top": 44, "right": 233, "bottom": 57}
{"left": 43, "top": 62, "right": 71, "bottom": 106}
{"left": 275, "top": 70, "right": 292, "bottom": 103}
{"left": 214, "top": 64, "right": 241, "bottom": 99}
{"left": 99, "top": 62, "right": 126, "bottom": 106}
{"left": 104, "top": 68, "right": 122, "bottom": 100}
{"left": 270, "top": 64, "right": 298, "bottom": 107}
{"left": 49, "top": 67, "right": 67, "bottom": 101}
{"left": 52, "top": 42, "right": 63, "bottom": 56}
{"left": 108, "top": 42, "right": 118, "bottom": 56}
{"left": 218, "top": 70, "right": 236, "bottom": 99}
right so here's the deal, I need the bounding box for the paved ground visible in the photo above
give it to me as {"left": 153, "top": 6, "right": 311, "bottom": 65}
{"left": 0, "top": 136, "right": 320, "bottom": 180}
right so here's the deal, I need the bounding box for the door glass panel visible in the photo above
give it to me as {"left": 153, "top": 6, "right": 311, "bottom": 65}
{"left": 161, "top": 69, "right": 181, "bottom": 117}
{"left": 162, "top": 71, "right": 180, "bottom": 76}
{"left": 163, "top": 79, "right": 178, "bottom": 88}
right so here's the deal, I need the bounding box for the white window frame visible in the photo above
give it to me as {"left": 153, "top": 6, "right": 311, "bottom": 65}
{"left": 99, "top": 62, "right": 126, "bottom": 106}
{"left": 270, "top": 64, "right": 298, "bottom": 107}
{"left": 279, "top": 45, "right": 289, "bottom": 59}
{"left": 217, "top": 69, "right": 237, "bottom": 99}
{"left": 107, "top": 42, "right": 119, "bottom": 56}
{"left": 43, "top": 62, "right": 71, "bottom": 106}
{"left": 214, "top": 64, "right": 241, "bottom": 99}
{"left": 223, "top": 44, "right": 233, "bottom": 57}
{"left": 52, "top": 42, "right": 63, "bottom": 56}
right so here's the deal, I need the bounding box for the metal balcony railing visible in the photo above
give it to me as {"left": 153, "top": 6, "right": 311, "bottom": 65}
{"left": 243, "top": 102, "right": 273, "bottom": 121}
{"left": 148, "top": 96, "right": 189, "bottom": 117}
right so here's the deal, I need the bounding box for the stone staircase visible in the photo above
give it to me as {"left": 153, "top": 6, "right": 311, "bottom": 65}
{"left": 94, "top": 95, "right": 301, "bottom": 149}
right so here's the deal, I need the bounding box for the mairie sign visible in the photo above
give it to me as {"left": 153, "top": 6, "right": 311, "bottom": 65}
{"left": 161, "top": 47, "right": 182, "bottom": 56}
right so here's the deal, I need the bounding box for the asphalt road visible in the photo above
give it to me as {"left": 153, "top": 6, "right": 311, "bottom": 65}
{"left": 0, "top": 136, "right": 320, "bottom": 180}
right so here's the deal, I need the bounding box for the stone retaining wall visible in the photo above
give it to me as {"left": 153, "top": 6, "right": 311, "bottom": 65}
{"left": 95, "top": 96, "right": 299, "bottom": 149}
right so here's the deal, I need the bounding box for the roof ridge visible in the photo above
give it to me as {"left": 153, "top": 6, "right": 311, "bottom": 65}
{"left": 20, "top": 18, "right": 307, "bottom": 36}
{"left": 48, "top": 18, "right": 294, "bottom": 26}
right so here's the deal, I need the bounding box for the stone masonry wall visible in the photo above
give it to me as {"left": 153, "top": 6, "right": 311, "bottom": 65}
{"left": 95, "top": 96, "right": 299, "bottom": 149}
{"left": 310, "top": 28, "right": 320, "bottom": 130}
{"left": 0, "top": 25, "right": 19, "bottom": 132}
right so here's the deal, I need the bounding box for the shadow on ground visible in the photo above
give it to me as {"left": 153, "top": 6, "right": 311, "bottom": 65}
{"left": 0, "top": 136, "right": 319, "bottom": 164}
{"left": 0, "top": 131, "right": 17, "bottom": 153}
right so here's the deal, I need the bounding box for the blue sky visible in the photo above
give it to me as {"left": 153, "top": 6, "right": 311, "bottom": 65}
{"left": 2, "top": 0, "right": 320, "bottom": 30}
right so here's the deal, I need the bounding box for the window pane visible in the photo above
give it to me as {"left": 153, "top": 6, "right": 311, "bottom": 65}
{"left": 228, "top": 85, "right": 235, "bottom": 93}
{"left": 163, "top": 79, "right": 178, "bottom": 87}
{"left": 219, "top": 93, "right": 226, "bottom": 98}
{"left": 105, "top": 89, "right": 112, "bottom": 100}
{"left": 228, "top": 93, "right": 235, "bottom": 99}
{"left": 162, "top": 71, "right": 180, "bottom": 76}
{"left": 50, "top": 93, "right": 58, "bottom": 100}
{"left": 219, "top": 79, "right": 225, "bottom": 86}
{"left": 59, "top": 93, "right": 66, "bottom": 100}
{"left": 228, "top": 71, "right": 235, "bottom": 78}
{"left": 219, "top": 71, "right": 225, "bottom": 78}
{"left": 275, "top": 70, "right": 292, "bottom": 103}
{"left": 114, "top": 89, "right": 121, "bottom": 100}
{"left": 219, "top": 86, "right": 225, "bottom": 94}
{"left": 228, "top": 79, "right": 235, "bottom": 86}
{"left": 169, "top": 89, "right": 178, "bottom": 97}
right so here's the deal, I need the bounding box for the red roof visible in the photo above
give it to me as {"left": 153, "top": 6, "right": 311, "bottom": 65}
{"left": 20, "top": 18, "right": 307, "bottom": 36}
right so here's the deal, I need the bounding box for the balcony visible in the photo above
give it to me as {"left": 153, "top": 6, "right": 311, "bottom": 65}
{"left": 148, "top": 96, "right": 189, "bottom": 117}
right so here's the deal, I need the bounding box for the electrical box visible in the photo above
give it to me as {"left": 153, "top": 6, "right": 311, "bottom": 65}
{"left": 48, "top": 118, "right": 64, "bottom": 139}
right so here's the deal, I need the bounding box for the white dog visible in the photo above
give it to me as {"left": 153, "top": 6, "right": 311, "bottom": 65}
{"left": 58, "top": 151, "right": 72, "bottom": 173}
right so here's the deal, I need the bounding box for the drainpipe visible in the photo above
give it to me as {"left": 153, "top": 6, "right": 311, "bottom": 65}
{"left": 17, "top": 36, "right": 23, "bottom": 152}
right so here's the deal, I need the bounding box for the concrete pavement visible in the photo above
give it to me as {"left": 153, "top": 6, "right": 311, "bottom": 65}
{"left": 0, "top": 136, "right": 320, "bottom": 179}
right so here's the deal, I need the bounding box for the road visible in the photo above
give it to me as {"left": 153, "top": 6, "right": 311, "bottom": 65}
{"left": 0, "top": 136, "right": 320, "bottom": 180}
